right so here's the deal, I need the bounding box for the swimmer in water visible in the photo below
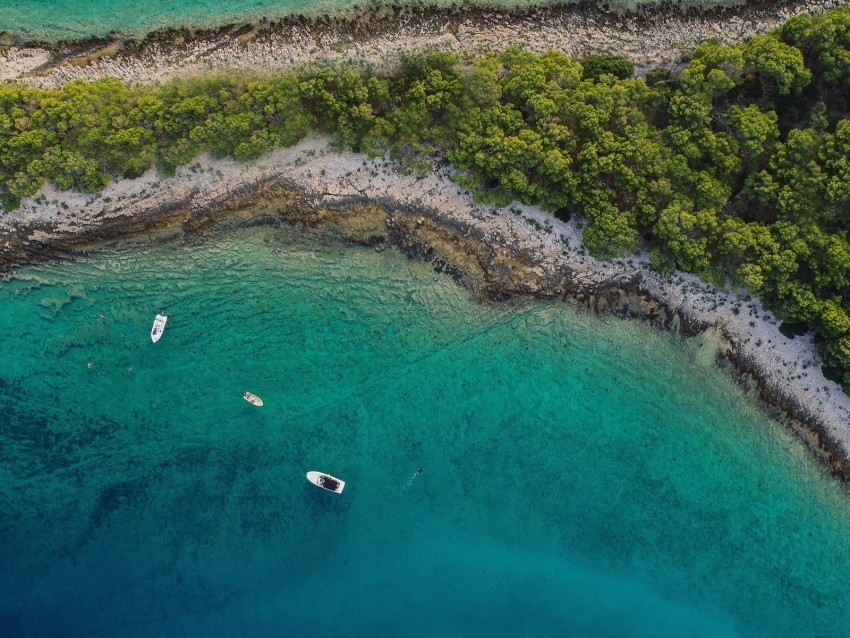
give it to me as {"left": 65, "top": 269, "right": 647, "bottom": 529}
{"left": 417, "top": 468, "right": 424, "bottom": 474}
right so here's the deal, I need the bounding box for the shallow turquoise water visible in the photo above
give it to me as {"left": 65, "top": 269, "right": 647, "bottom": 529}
{"left": 2, "top": 0, "right": 734, "bottom": 41}
{"left": 1, "top": 225, "right": 849, "bottom": 636}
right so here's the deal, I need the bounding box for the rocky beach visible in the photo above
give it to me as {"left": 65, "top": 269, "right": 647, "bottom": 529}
{"left": 1, "top": 0, "right": 850, "bottom": 481}
{"left": 1, "top": 0, "right": 847, "bottom": 86}
{"left": 2, "top": 134, "right": 849, "bottom": 482}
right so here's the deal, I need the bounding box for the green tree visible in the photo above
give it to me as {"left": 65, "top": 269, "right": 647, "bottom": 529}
{"left": 781, "top": 7, "right": 850, "bottom": 85}
{"left": 742, "top": 35, "right": 811, "bottom": 95}
{"left": 725, "top": 105, "right": 779, "bottom": 158}
{"left": 581, "top": 55, "right": 634, "bottom": 81}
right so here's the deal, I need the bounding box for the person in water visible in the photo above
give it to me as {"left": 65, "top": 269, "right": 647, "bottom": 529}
{"left": 417, "top": 468, "right": 424, "bottom": 474}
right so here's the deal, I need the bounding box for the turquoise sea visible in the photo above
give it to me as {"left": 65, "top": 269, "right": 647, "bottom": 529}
{"left": 1, "top": 224, "right": 849, "bottom": 636}
{"left": 1, "top": 0, "right": 737, "bottom": 41}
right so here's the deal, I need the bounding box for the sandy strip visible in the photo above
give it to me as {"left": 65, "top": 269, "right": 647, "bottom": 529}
{"left": 1, "top": 0, "right": 848, "bottom": 87}
{"left": 2, "top": 136, "right": 848, "bottom": 480}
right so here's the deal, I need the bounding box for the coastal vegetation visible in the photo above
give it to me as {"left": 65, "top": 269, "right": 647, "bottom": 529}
{"left": 1, "top": 8, "right": 850, "bottom": 391}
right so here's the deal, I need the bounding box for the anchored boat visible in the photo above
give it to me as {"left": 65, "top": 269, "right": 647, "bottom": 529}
{"left": 150, "top": 314, "right": 167, "bottom": 343}
{"left": 306, "top": 471, "right": 345, "bottom": 494}
{"left": 243, "top": 391, "right": 263, "bottom": 407}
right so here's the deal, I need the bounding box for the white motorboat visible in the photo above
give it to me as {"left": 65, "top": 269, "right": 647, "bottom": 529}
{"left": 150, "top": 314, "right": 167, "bottom": 343}
{"left": 306, "top": 471, "right": 345, "bottom": 494}
{"left": 243, "top": 391, "right": 263, "bottom": 407}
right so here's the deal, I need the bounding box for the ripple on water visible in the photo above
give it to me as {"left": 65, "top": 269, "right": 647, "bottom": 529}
{"left": 0, "top": 225, "right": 849, "bottom": 637}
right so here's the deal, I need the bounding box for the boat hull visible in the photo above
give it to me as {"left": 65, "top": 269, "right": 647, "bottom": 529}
{"left": 306, "top": 471, "right": 345, "bottom": 494}
{"left": 150, "top": 314, "right": 167, "bottom": 343}
{"left": 243, "top": 392, "right": 263, "bottom": 407}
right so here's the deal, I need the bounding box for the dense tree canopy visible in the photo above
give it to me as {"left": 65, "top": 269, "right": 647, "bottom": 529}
{"left": 1, "top": 7, "right": 850, "bottom": 391}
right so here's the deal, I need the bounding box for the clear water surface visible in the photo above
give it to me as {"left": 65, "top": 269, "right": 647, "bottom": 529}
{"left": 1, "top": 225, "right": 849, "bottom": 637}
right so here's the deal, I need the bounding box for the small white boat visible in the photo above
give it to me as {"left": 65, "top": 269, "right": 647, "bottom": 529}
{"left": 306, "top": 471, "right": 345, "bottom": 494}
{"left": 243, "top": 391, "right": 263, "bottom": 407}
{"left": 150, "top": 314, "right": 167, "bottom": 343}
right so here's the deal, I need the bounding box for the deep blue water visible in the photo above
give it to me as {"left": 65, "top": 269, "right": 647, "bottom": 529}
{"left": 1, "top": 225, "right": 849, "bottom": 636}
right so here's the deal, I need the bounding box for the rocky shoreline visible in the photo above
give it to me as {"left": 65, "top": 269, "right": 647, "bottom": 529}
{"left": 2, "top": 137, "right": 849, "bottom": 483}
{"left": 2, "top": 0, "right": 848, "bottom": 86}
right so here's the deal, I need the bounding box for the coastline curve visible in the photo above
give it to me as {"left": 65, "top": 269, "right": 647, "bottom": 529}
{"left": 2, "top": 138, "right": 848, "bottom": 483}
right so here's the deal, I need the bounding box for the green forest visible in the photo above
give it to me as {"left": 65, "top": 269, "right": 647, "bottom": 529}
{"left": 2, "top": 8, "right": 850, "bottom": 392}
